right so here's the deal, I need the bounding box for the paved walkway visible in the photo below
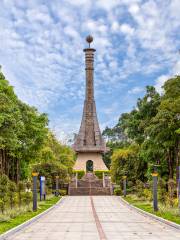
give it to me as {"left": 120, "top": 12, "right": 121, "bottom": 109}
{"left": 1, "top": 196, "right": 180, "bottom": 240}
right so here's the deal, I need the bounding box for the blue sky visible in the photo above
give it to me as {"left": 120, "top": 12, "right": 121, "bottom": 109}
{"left": 0, "top": 0, "right": 179, "bottom": 142}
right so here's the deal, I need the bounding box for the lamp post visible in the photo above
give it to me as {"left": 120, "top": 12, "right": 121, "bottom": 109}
{"left": 55, "top": 176, "right": 59, "bottom": 196}
{"left": 123, "top": 175, "right": 127, "bottom": 197}
{"left": 152, "top": 165, "right": 158, "bottom": 211}
{"left": 32, "top": 172, "right": 38, "bottom": 211}
{"left": 178, "top": 166, "right": 180, "bottom": 212}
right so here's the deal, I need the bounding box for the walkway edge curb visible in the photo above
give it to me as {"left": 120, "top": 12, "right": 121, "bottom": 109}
{"left": 118, "top": 196, "right": 180, "bottom": 230}
{"left": 0, "top": 196, "right": 65, "bottom": 239}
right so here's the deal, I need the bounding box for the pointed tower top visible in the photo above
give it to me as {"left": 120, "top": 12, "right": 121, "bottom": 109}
{"left": 86, "top": 35, "right": 93, "bottom": 48}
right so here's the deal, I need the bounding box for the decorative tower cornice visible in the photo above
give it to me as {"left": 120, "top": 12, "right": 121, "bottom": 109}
{"left": 73, "top": 36, "right": 107, "bottom": 153}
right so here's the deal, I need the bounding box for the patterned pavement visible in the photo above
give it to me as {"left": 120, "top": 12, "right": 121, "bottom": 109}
{"left": 1, "top": 196, "right": 180, "bottom": 240}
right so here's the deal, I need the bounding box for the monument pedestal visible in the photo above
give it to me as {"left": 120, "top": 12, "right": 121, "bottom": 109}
{"left": 69, "top": 172, "right": 111, "bottom": 196}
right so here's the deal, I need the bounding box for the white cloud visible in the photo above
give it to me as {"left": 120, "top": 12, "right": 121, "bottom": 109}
{"left": 120, "top": 24, "right": 134, "bottom": 35}
{"left": 154, "top": 75, "right": 169, "bottom": 94}
{"left": 129, "top": 4, "right": 140, "bottom": 14}
{"left": 173, "top": 60, "right": 180, "bottom": 75}
{"left": 128, "top": 86, "right": 144, "bottom": 94}
{"left": 96, "top": 0, "right": 120, "bottom": 11}
{"left": 64, "top": 26, "right": 80, "bottom": 39}
{"left": 111, "top": 21, "right": 120, "bottom": 32}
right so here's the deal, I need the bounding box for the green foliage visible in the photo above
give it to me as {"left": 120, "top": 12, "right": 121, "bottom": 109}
{"left": 142, "top": 188, "right": 152, "bottom": 201}
{"left": 59, "top": 190, "right": 66, "bottom": 196}
{"left": 113, "top": 187, "right": 122, "bottom": 196}
{"left": 23, "top": 192, "right": 32, "bottom": 207}
{"left": 32, "top": 132, "right": 75, "bottom": 185}
{"left": 134, "top": 180, "right": 145, "bottom": 198}
{"left": 33, "top": 162, "right": 68, "bottom": 182}
{"left": 73, "top": 170, "right": 85, "bottom": 179}
{"left": 94, "top": 170, "right": 109, "bottom": 179}
{"left": 111, "top": 144, "right": 139, "bottom": 183}
{"left": 158, "top": 178, "right": 167, "bottom": 202}
{"left": 167, "top": 179, "right": 176, "bottom": 207}
{"left": 8, "top": 181, "right": 17, "bottom": 209}
{"left": 0, "top": 174, "right": 9, "bottom": 213}
{"left": 17, "top": 181, "right": 25, "bottom": 208}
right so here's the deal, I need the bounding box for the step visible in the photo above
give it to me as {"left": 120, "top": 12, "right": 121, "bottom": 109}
{"left": 69, "top": 187, "right": 111, "bottom": 196}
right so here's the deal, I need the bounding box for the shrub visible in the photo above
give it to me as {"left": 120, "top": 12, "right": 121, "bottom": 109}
{"left": 17, "top": 181, "right": 25, "bottom": 207}
{"left": 143, "top": 188, "right": 152, "bottom": 201}
{"left": 167, "top": 179, "right": 176, "bottom": 207}
{"left": 26, "top": 181, "right": 32, "bottom": 191}
{"left": 135, "top": 180, "right": 144, "bottom": 198}
{"left": 158, "top": 178, "right": 167, "bottom": 202}
{"left": 0, "top": 174, "right": 9, "bottom": 213}
{"left": 59, "top": 189, "right": 66, "bottom": 196}
{"left": 73, "top": 170, "right": 85, "bottom": 179}
{"left": 127, "top": 180, "right": 135, "bottom": 193}
{"left": 114, "top": 187, "right": 122, "bottom": 196}
{"left": 8, "top": 181, "right": 17, "bottom": 209}
{"left": 24, "top": 192, "right": 32, "bottom": 207}
{"left": 94, "top": 170, "right": 110, "bottom": 179}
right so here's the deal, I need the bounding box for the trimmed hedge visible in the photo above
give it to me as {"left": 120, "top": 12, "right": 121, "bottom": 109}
{"left": 72, "top": 170, "right": 110, "bottom": 179}
{"left": 94, "top": 170, "right": 110, "bottom": 179}
{"left": 73, "top": 170, "right": 85, "bottom": 179}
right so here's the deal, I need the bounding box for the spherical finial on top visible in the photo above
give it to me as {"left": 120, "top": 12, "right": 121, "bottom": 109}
{"left": 86, "top": 35, "right": 93, "bottom": 47}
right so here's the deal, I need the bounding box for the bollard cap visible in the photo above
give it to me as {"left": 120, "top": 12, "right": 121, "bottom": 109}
{"left": 32, "top": 172, "right": 39, "bottom": 177}
{"left": 151, "top": 173, "right": 158, "bottom": 177}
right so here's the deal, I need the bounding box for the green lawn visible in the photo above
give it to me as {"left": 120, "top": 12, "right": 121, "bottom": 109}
{"left": 0, "top": 196, "right": 61, "bottom": 234}
{"left": 123, "top": 195, "right": 180, "bottom": 225}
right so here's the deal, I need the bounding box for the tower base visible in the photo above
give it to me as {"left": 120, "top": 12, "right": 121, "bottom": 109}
{"left": 69, "top": 172, "right": 112, "bottom": 196}
{"left": 73, "top": 152, "right": 108, "bottom": 171}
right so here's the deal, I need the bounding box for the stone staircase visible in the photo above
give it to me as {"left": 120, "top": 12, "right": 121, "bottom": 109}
{"left": 69, "top": 172, "right": 112, "bottom": 196}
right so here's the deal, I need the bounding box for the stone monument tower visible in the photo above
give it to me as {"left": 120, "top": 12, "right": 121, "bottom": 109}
{"left": 73, "top": 36, "right": 108, "bottom": 172}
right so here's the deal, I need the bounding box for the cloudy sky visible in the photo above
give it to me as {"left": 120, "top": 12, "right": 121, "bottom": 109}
{"left": 0, "top": 0, "right": 179, "bottom": 142}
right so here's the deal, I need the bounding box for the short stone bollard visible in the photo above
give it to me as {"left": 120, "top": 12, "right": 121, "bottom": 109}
{"left": 32, "top": 172, "right": 39, "bottom": 211}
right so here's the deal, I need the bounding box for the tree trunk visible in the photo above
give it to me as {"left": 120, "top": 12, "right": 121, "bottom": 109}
{"left": 2, "top": 149, "right": 5, "bottom": 174}
{"left": 16, "top": 158, "right": 20, "bottom": 183}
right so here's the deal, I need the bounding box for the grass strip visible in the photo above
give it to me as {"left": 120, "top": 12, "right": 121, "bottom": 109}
{"left": 0, "top": 196, "right": 60, "bottom": 234}
{"left": 123, "top": 195, "right": 180, "bottom": 225}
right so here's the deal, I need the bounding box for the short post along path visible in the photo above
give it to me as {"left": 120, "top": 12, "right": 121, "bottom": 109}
{"left": 2, "top": 196, "right": 180, "bottom": 240}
